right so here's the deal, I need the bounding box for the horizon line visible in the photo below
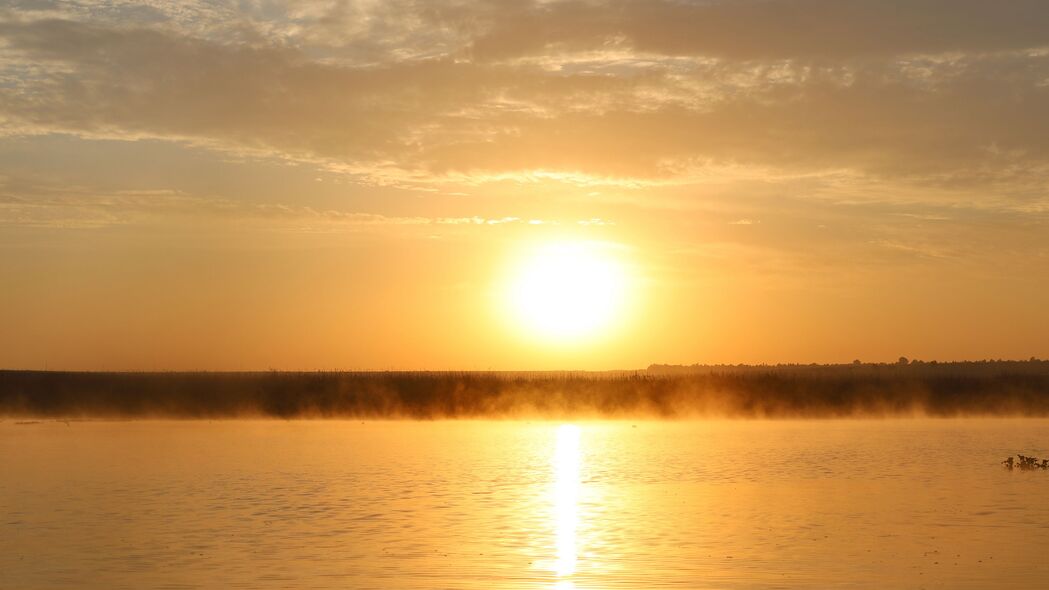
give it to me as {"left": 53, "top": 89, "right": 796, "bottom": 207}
{"left": 3, "top": 357, "right": 1048, "bottom": 374}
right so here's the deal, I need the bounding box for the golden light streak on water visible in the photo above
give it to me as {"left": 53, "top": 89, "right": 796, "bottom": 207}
{"left": 552, "top": 424, "right": 581, "bottom": 586}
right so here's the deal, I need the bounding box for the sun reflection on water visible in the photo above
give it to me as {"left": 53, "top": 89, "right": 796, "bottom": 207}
{"left": 553, "top": 424, "right": 581, "bottom": 586}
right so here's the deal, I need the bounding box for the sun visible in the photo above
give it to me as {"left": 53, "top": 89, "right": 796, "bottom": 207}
{"left": 506, "top": 242, "right": 628, "bottom": 343}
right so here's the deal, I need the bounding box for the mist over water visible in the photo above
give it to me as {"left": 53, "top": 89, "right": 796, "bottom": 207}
{"left": 5, "top": 361, "right": 1049, "bottom": 419}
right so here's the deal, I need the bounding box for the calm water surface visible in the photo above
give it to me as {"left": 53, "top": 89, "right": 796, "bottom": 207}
{"left": 3, "top": 419, "right": 1049, "bottom": 589}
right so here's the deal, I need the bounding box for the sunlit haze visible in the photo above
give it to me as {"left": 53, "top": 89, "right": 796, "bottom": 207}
{"left": 2, "top": 0, "right": 1049, "bottom": 370}
{"left": 5, "top": 4, "right": 1049, "bottom": 587}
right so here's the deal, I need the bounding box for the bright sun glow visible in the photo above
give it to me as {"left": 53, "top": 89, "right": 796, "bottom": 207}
{"left": 508, "top": 242, "right": 627, "bottom": 342}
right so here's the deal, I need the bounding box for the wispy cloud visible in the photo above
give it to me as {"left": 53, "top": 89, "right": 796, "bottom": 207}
{"left": 0, "top": 177, "right": 602, "bottom": 231}
{"left": 0, "top": 5, "right": 1047, "bottom": 202}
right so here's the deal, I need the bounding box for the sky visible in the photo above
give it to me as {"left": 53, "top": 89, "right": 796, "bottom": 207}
{"left": 2, "top": 0, "right": 1049, "bottom": 370}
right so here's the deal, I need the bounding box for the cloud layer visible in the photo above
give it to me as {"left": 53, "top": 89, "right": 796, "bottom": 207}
{"left": 0, "top": 0, "right": 1048, "bottom": 205}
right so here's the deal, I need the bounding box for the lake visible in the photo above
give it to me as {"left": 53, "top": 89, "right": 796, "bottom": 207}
{"left": 3, "top": 419, "right": 1049, "bottom": 588}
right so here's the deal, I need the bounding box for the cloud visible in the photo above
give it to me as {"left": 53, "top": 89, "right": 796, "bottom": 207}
{"left": 0, "top": 175, "right": 591, "bottom": 230}
{"left": 469, "top": 0, "right": 1049, "bottom": 61}
{"left": 0, "top": 4, "right": 1048, "bottom": 208}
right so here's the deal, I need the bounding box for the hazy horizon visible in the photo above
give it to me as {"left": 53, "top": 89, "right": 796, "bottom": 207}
{"left": 6, "top": 357, "right": 1049, "bottom": 373}
{"left": 4, "top": 4, "right": 1049, "bottom": 588}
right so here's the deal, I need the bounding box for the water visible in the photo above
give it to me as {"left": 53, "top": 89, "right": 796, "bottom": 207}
{"left": 3, "top": 419, "right": 1049, "bottom": 589}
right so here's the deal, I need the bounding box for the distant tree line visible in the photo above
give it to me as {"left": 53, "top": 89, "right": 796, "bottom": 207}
{"left": 4, "top": 361, "right": 1049, "bottom": 418}
{"left": 647, "top": 358, "right": 1049, "bottom": 374}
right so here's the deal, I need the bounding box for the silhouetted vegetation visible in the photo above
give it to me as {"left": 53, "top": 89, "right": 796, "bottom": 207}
{"left": 4, "top": 360, "right": 1049, "bottom": 418}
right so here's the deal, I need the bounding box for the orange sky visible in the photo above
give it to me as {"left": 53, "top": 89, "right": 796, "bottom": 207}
{"left": 2, "top": 1, "right": 1049, "bottom": 370}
